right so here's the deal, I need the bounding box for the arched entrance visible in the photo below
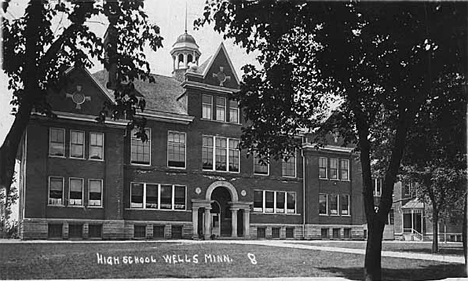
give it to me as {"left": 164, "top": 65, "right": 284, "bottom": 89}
{"left": 211, "top": 186, "right": 233, "bottom": 237}
{"left": 191, "top": 181, "right": 252, "bottom": 239}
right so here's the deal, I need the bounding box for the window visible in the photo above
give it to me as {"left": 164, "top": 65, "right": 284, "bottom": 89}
{"left": 373, "top": 178, "right": 382, "bottom": 196}
{"left": 332, "top": 228, "right": 341, "bottom": 238}
{"left": 330, "top": 158, "right": 338, "bottom": 179}
{"left": 286, "top": 227, "right": 294, "bottom": 238}
{"left": 171, "top": 225, "right": 183, "bottom": 239}
{"left": 340, "top": 159, "right": 349, "bottom": 180}
{"left": 340, "top": 194, "right": 350, "bottom": 215}
{"left": 229, "top": 100, "right": 239, "bottom": 123}
{"left": 272, "top": 227, "right": 280, "bottom": 238}
{"left": 253, "top": 190, "right": 263, "bottom": 212}
{"left": 257, "top": 227, "right": 266, "bottom": 238}
{"left": 49, "top": 128, "right": 65, "bottom": 157}
{"left": 321, "top": 228, "right": 329, "bottom": 238}
{"left": 203, "top": 136, "right": 240, "bottom": 173}
{"left": 90, "top": 132, "right": 104, "bottom": 160}
{"left": 276, "top": 192, "right": 285, "bottom": 213}
{"left": 265, "top": 191, "right": 274, "bottom": 213}
{"left": 160, "top": 184, "right": 172, "bottom": 210}
{"left": 202, "top": 136, "right": 214, "bottom": 169}
{"left": 130, "top": 183, "right": 186, "bottom": 210}
{"left": 254, "top": 190, "right": 296, "bottom": 214}
{"left": 88, "top": 179, "right": 103, "bottom": 207}
{"left": 131, "top": 129, "right": 151, "bottom": 165}
{"left": 287, "top": 192, "right": 296, "bottom": 213}
{"left": 202, "top": 95, "right": 212, "bottom": 119}
{"left": 228, "top": 139, "right": 240, "bottom": 172}
{"left": 48, "top": 224, "right": 63, "bottom": 238}
{"left": 69, "top": 224, "right": 83, "bottom": 238}
{"left": 130, "top": 183, "right": 144, "bottom": 208}
{"left": 153, "top": 225, "right": 165, "bottom": 238}
{"left": 216, "top": 97, "right": 226, "bottom": 121}
{"left": 69, "top": 178, "right": 83, "bottom": 206}
{"left": 319, "top": 194, "right": 327, "bottom": 215}
{"left": 174, "top": 185, "right": 186, "bottom": 210}
{"left": 319, "top": 157, "right": 327, "bottom": 179}
{"left": 389, "top": 209, "right": 394, "bottom": 225}
{"left": 215, "top": 137, "right": 227, "bottom": 171}
{"left": 146, "top": 184, "right": 158, "bottom": 209}
{"left": 70, "top": 130, "right": 85, "bottom": 159}
{"left": 282, "top": 154, "right": 296, "bottom": 177}
{"left": 167, "top": 131, "right": 186, "bottom": 168}
{"left": 329, "top": 194, "right": 338, "bottom": 215}
{"left": 88, "top": 224, "right": 102, "bottom": 238}
{"left": 134, "top": 225, "right": 146, "bottom": 238}
{"left": 253, "top": 153, "right": 269, "bottom": 175}
{"left": 403, "top": 182, "right": 413, "bottom": 196}
{"left": 48, "top": 177, "right": 64, "bottom": 206}
{"left": 344, "top": 228, "right": 351, "bottom": 238}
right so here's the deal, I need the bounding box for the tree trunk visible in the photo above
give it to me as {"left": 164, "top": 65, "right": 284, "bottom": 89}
{"left": 432, "top": 208, "right": 439, "bottom": 253}
{"left": 0, "top": 103, "right": 33, "bottom": 197}
{"left": 364, "top": 219, "right": 385, "bottom": 281}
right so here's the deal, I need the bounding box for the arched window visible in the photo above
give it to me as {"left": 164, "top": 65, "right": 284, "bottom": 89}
{"left": 178, "top": 54, "right": 184, "bottom": 68}
{"left": 187, "top": 54, "right": 193, "bottom": 63}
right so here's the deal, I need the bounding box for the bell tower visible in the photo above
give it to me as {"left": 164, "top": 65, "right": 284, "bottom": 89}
{"left": 170, "top": 4, "right": 201, "bottom": 81}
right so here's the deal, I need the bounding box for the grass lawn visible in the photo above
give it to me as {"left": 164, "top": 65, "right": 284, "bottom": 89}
{"left": 293, "top": 241, "right": 464, "bottom": 256}
{"left": 0, "top": 241, "right": 465, "bottom": 280}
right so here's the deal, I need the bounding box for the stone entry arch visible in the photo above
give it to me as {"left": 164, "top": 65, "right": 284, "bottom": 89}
{"left": 191, "top": 181, "right": 252, "bottom": 239}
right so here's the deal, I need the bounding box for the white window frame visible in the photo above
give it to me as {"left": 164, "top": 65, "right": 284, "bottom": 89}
{"left": 319, "top": 193, "right": 328, "bottom": 215}
{"left": 88, "top": 179, "right": 103, "bottom": 208}
{"left": 167, "top": 131, "right": 186, "bottom": 169}
{"left": 68, "top": 177, "right": 84, "bottom": 207}
{"left": 229, "top": 99, "right": 240, "bottom": 124}
{"left": 89, "top": 132, "right": 104, "bottom": 161}
{"left": 48, "top": 176, "right": 64, "bottom": 206}
{"left": 252, "top": 190, "right": 296, "bottom": 215}
{"left": 202, "top": 135, "right": 214, "bottom": 170}
{"left": 329, "top": 194, "right": 339, "bottom": 215}
{"left": 215, "top": 96, "right": 226, "bottom": 122}
{"left": 130, "top": 129, "right": 151, "bottom": 166}
{"left": 202, "top": 94, "right": 213, "bottom": 120}
{"left": 329, "top": 158, "right": 339, "bottom": 180}
{"left": 70, "top": 130, "right": 85, "bottom": 159}
{"left": 340, "top": 194, "right": 350, "bottom": 216}
{"left": 49, "top": 128, "right": 65, "bottom": 158}
{"left": 202, "top": 135, "right": 240, "bottom": 173}
{"left": 319, "top": 157, "right": 328, "bottom": 179}
{"left": 253, "top": 152, "right": 269, "bottom": 176}
{"left": 129, "top": 183, "right": 187, "bottom": 211}
{"left": 282, "top": 152, "right": 297, "bottom": 178}
{"left": 228, "top": 139, "right": 240, "bottom": 173}
{"left": 340, "top": 159, "right": 350, "bottom": 181}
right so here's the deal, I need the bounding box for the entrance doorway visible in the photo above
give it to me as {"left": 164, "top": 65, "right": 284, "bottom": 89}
{"left": 210, "top": 187, "right": 232, "bottom": 237}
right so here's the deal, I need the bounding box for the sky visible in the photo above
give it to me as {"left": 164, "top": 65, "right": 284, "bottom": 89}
{"left": 0, "top": 0, "right": 259, "bottom": 220}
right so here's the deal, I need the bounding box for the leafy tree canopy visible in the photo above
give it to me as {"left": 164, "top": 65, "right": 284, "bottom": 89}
{"left": 1, "top": 0, "right": 163, "bottom": 197}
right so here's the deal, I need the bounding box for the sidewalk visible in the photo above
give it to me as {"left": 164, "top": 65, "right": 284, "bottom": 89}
{"left": 186, "top": 240, "right": 465, "bottom": 264}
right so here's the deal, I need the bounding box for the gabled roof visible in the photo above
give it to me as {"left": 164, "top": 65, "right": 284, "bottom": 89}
{"left": 92, "top": 70, "right": 187, "bottom": 115}
{"left": 186, "top": 43, "right": 240, "bottom": 85}
{"left": 402, "top": 198, "right": 425, "bottom": 209}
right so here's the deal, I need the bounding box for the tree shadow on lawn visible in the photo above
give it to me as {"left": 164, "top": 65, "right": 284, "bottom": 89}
{"left": 319, "top": 264, "right": 466, "bottom": 281}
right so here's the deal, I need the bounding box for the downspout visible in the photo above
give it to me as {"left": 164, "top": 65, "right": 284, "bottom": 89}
{"left": 302, "top": 149, "right": 306, "bottom": 239}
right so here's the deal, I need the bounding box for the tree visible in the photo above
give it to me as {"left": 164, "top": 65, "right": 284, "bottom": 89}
{"left": 1, "top": 0, "right": 162, "bottom": 200}
{"left": 399, "top": 71, "right": 466, "bottom": 253}
{"left": 196, "top": 2, "right": 467, "bottom": 280}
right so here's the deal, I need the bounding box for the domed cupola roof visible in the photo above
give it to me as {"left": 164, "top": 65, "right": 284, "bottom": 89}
{"left": 172, "top": 31, "right": 199, "bottom": 50}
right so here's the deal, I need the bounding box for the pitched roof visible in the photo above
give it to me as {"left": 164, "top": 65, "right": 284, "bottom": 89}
{"left": 92, "top": 70, "right": 187, "bottom": 115}
{"left": 402, "top": 198, "right": 425, "bottom": 209}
